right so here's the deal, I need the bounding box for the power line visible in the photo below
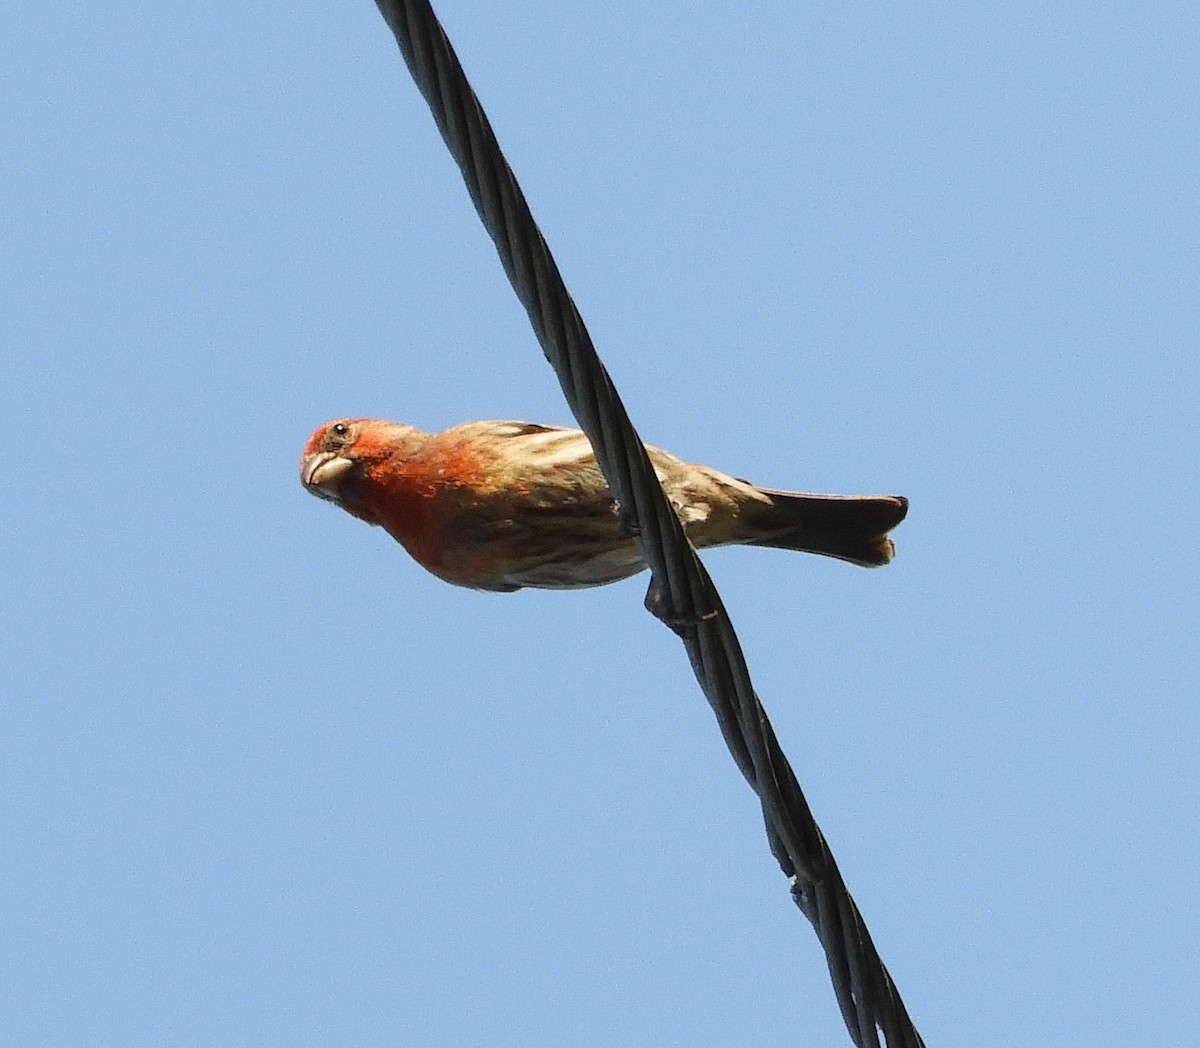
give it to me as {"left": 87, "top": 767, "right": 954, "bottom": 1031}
{"left": 370, "top": 3, "right": 926, "bottom": 1044}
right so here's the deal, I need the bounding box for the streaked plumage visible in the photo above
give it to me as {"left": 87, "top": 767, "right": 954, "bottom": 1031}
{"left": 300, "top": 418, "right": 908, "bottom": 591}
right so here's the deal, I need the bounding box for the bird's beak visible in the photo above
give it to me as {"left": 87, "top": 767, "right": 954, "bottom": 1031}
{"left": 301, "top": 452, "right": 355, "bottom": 503}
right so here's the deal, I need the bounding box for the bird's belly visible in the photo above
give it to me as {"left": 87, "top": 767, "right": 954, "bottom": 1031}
{"left": 428, "top": 497, "right": 646, "bottom": 590}
{"left": 499, "top": 541, "right": 647, "bottom": 590}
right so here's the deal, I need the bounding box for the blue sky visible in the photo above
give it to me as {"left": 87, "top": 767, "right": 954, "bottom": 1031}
{"left": 4, "top": 3, "right": 1198, "bottom": 1045}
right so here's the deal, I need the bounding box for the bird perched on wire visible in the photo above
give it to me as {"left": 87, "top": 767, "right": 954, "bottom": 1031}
{"left": 300, "top": 418, "right": 908, "bottom": 592}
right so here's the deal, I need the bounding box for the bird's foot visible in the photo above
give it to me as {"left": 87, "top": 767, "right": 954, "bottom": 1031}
{"left": 643, "top": 575, "right": 718, "bottom": 637}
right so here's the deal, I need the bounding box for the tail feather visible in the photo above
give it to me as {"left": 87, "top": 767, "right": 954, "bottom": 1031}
{"left": 746, "top": 490, "right": 909, "bottom": 567}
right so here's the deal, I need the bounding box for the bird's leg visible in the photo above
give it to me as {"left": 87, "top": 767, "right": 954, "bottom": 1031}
{"left": 616, "top": 500, "right": 718, "bottom": 633}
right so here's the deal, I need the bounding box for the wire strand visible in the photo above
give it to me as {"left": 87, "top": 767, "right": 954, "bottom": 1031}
{"left": 371, "top": 3, "right": 926, "bottom": 1044}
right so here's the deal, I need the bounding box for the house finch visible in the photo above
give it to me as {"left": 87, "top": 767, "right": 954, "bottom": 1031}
{"left": 300, "top": 418, "right": 908, "bottom": 592}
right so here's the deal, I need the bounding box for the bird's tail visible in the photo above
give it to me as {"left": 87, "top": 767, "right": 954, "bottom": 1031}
{"left": 743, "top": 489, "right": 909, "bottom": 567}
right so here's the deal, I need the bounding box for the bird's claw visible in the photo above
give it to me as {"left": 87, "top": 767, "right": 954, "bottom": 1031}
{"left": 643, "top": 575, "right": 718, "bottom": 637}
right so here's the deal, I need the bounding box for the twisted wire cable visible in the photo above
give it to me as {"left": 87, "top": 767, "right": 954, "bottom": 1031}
{"left": 371, "top": 3, "right": 926, "bottom": 1045}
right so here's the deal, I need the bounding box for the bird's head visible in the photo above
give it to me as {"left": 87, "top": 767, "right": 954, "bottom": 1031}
{"left": 300, "top": 419, "right": 365, "bottom": 505}
{"left": 300, "top": 418, "right": 431, "bottom": 524}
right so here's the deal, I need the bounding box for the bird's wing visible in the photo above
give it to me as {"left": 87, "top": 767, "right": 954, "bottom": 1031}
{"left": 446, "top": 419, "right": 571, "bottom": 440}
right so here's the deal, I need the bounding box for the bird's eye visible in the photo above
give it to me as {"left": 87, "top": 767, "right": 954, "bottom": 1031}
{"left": 331, "top": 422, "right": 350, "bottom": 438}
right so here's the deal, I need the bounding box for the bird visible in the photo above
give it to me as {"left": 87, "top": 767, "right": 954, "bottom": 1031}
{"left": 300, "top": 418, "right": 908, "bottom": 592}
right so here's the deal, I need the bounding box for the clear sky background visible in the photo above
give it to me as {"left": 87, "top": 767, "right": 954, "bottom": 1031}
{"left": 4, "top": 3, "right": 1198, "bottom": 1045}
